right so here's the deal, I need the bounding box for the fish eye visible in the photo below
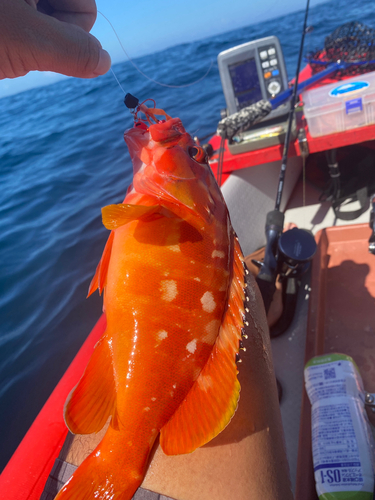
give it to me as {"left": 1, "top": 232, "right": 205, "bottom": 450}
{"left": 188, "top": 146, "right": 207, "bottom": 164}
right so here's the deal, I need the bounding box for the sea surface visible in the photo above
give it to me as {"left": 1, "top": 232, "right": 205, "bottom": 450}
{"left": 1, "top": 0, "right": 375, "bottom": 472}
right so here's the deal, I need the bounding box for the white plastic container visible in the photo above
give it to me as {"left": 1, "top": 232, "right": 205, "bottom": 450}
{"left": 302, "top": 71, "right": 375, "bottom": 137}
{"left": 305, "top": 354, "right": 375, "bottom": 500}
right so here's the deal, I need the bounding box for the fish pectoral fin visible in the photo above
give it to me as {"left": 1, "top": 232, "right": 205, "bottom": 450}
{"left": 101, "top": 203, "right": 165, "bottom": 230}
{"left": 160, "top": 237, "right": 245, "bottom": 455}
{"left": 87, "top": 230, "right": 114, "bottom": 297}
{"left": 64, "top": 333, "right": 116, "bottom": 434}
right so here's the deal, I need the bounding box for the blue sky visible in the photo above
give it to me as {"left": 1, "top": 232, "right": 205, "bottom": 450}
{"left": 0, "top": 0, "right": 324, "bottom": 98}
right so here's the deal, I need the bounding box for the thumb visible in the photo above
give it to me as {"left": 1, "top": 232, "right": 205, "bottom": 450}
{"left": 1, "top": 0, "right": 111, "bottom": 79}
{"left": 34, "top": 20, "right": 112, "bottom": 78}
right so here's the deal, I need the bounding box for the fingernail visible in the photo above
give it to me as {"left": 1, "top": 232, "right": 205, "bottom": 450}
{"left": 93, "top": 49, "right": 111, "bottom": 76}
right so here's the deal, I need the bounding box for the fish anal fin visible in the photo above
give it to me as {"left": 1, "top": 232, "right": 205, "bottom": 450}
{"left": 160, "top": 236, "right": 245, "bottom": 455}
{"left": 101, "top": 203, "right": 163, "bottom": 230}
{"left": 87, "top": 231, "right": 114, "bottom": 297}
{"left": 64, "top": 333, "right": 116, "bottom": 435}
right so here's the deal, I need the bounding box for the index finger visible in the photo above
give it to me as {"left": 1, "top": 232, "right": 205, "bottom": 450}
{"left": 37, "top": 0, "right": 97, "bottom": 32}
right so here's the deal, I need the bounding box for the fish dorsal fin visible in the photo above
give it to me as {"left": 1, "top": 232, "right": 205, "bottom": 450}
{"left": 64, "top": 334, "right": 116, "bottom": 434}
{"left": 160, "top": 236, "right": 245, "bottom": 455}
{"left": 102, "top": 203, "right": 164, "bottom": 230}
{"left": 87, "top": 230, "right": 114, "bottom": 297}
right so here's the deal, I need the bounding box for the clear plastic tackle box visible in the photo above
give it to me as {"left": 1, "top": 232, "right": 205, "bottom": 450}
{"left": 302, "top": 71, "right": 375, "bottom": 137}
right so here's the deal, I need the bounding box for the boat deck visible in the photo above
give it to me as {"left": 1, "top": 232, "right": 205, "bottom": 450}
{"left": 278, "top": 177, "right": 372, "bottom": 491}
{"left": 222, "top": 169, "right": 373, "bottom": 493}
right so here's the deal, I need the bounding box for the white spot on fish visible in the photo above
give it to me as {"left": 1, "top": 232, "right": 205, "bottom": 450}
{"left": 144, "top": 407, "right": 150, "bottom": 412}
{"left": 194, "top": 277, "right": 201, "bottom": 282}
{"left": 202, "top": 319, "right": 221, "bottom": 343}
{"left": 197, "top": 374, "right": 213, "bottom": 392}
{"left": 191, "top": 260, "right": 195, "bottom": 264}
{"left": 157, "top": 330, "right": 168, "bottom": 341}
{"left": 200, "top": 291, "right": 216, "bottom": 313}
{"left": 172, "top": 384, "right": 177, "bottom": 389}
{"left": 160, "top": 280, "right": 178, "bottom": 302}
{"left": 186, "top": 339, "right": 197, "bottom": 354}
{"left": 212, "top": 250, "right": 225, "bottom": 258}
{"left": 164, "top": 271, "right": 170, "bottom": 276}
{"left": 151, "top": 397, "right": 157, "bottom": 401}
{"left": 170, "top": 391, "right": 174, "bottom": 397}
{"left": 168, "top": 244, "right": 181, "bottom": 252}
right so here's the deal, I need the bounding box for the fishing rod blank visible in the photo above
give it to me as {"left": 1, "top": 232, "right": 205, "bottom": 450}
{"left": 255, "top": 0, "right": 311, "bottom": 314}
{"left": 275, "top": 0, "right": 311, "bottom": 211}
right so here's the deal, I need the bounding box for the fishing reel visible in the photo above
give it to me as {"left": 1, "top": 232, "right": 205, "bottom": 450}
{"left": 277, "top": 226, "right": 317, "bottom": 277}
{"left": 254, "top": 219, "right": 317, "bottom": 337}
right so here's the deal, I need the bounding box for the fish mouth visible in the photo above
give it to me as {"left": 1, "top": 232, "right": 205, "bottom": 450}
{"left": 149, "top": 118, "right": 186, "bottom": 144}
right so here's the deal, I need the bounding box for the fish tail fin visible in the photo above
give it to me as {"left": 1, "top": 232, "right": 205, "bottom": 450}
{"left": 55, "top": 460, "right": 137, "bottom": 500}
{"left": 55, "top": 426, "right": 149, "bottom": 500}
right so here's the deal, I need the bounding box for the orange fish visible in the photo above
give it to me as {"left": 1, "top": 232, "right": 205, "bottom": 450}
{"left": 56, "top": 110, "right": 245, "bottom": 500}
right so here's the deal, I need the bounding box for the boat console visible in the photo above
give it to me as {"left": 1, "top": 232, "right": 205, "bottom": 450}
{"left": 218, "top": 36, "right": 289, "bottom": 118}
{"left": 217, "top": 36, "right": 294, "bottom": 153}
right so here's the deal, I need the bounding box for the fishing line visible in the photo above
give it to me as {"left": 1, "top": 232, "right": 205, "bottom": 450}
{"left": 216, "top": 136, "right": 225, "bottom": 187}
{"left": 110, "top": 68, "right": 126, "bottom": 95}
{"left": 98, "top": 11, "right": 213, "bottom": 90}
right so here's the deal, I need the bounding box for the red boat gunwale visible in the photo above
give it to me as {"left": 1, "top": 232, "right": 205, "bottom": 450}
{"left": 0, "top": 314, "right": 107, "bottom": 500}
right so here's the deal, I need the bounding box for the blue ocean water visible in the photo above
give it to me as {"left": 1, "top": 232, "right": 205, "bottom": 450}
{"left": 1, "top": 0, "right": 374, "bottom": 472}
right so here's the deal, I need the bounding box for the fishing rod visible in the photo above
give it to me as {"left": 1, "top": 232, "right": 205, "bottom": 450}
{"left": 255, "top": 0, "right": 315, "bottom": 314}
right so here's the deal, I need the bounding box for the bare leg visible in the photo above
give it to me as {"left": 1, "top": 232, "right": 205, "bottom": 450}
{"left": 56, "top": 273, "right": 292, "bottom": 500}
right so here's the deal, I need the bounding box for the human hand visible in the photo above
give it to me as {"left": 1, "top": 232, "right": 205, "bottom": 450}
{"left": 0, "top": 0, "right": 111, "bottom": 79}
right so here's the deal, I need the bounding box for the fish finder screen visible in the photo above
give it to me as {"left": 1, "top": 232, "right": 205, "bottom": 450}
{"left": 229, "top": 58, "right": 262, "bottom": 110}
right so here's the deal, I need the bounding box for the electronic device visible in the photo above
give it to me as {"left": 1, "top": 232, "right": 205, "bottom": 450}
{"left": 218, "top": 36, "right": 289, "bottom": 122}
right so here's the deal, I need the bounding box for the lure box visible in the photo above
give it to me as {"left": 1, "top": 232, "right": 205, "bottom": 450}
{"left": 302, "top": 71, "right": 375, "bottom": 137}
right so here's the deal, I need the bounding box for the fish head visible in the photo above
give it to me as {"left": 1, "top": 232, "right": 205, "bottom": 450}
{"left": 124, "top": 117, "right": 222, "bottom": 224}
